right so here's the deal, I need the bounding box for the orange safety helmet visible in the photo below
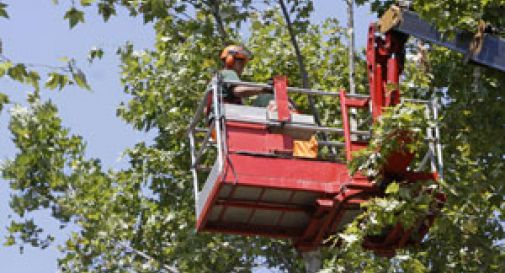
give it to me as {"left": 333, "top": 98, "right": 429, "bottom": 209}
{"left": 220, "top": 45, "right": 252, "bottom": 68}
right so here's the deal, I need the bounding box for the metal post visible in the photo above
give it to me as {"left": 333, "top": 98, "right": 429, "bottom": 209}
{"left": 302, "top": 249, "right": 322, "bottom": 273}
{"left": 425, "top": 102, "right": 437, "bottom": 172}
{"left": 346, "top": 0, "right": 356, "bottom": 96}
{"left": 432, "top": 97, "right": 444, "bottom": 179}
{"left": 212, "top": 76, "right": 224, "bottom": 172}
{"left": 387, "top": 54, "right": 400, "bottom": 106}
{"left": 346, "top": 0, "right": 358, "bottom": 141}
{"left": 188, "top": 130, "right": 199, "bottom": 213}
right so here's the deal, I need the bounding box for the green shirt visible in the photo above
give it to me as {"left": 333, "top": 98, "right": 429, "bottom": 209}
{"left": 252, "top": 93, "right": 274, "bottom": 107}
{"left": 209, "top": 69, "right": 241, "bottom": 103}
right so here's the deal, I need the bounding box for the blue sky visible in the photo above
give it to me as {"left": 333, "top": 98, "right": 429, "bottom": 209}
{"left": 0, "top": 1, "right": 373, "bottom": 272}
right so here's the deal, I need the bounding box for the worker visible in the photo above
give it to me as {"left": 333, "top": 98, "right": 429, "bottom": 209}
{"left": 210, "top": 45, "right": 317, "bottom": 158}
{"left": 216, "top": 45, "right": 271, "bottom": 103}
{"left": 206, "top": 45, "right": 271, "bottom": 139}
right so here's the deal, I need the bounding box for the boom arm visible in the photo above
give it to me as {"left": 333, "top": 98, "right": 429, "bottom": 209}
{"left": 379, "top": 6, "right": 505, "bottom": 72}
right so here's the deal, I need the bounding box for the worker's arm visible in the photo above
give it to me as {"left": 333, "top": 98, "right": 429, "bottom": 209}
{"left": 232, "top": 85, "right": 272, "bottom": 98}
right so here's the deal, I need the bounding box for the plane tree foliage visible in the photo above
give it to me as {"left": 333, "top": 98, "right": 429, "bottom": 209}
{"left": 1, "top": 0, "right": 504, "bottom": 272}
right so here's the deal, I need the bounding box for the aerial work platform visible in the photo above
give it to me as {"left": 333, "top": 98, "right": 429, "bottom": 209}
{"left": 188, "top": 73, "right": 443, "bottom": 255}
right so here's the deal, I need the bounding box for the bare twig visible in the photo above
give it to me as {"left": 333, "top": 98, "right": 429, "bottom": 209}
{"left": 24, "top": 63, "right": 71, "bottom": 72}
{"left": 1, "top": 53, "right": 71, "bottom": 72}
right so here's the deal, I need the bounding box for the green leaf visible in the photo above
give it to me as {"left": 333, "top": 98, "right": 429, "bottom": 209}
{"left": 80, "top": 0, "right": 95, "bottom": 7}
{"left": 4, "top": 236, "right": 15, "bottom": 246}
{"left": 27, "top": 71, "right": 41, "bottom": 91}
{"left": 45, "top": 72, "right": 69, "bottom": 90}
{"left": 45, "top": 73, "right": 59, "bottom": 89}
{"left": 97, "top": 2, "right": 116, "bottom": 22}
{"left": 386, "top": 82, "right": 399, "bottom": 91}
{"left": 72, "top": 69, "right": 90, "bottom": 90}
{"left": 7, "top": 63, "right": 28, "bottom": 82}
{"left": 0, "top": 2, "right": 9, "bottom": 19}
{"left": 0, "top": 92, "right": 9, "bottom": 112}
{"left": 385, "top": 182, "right": 400, "bottom": 194}
{"left": 63, "top": 8, "right": 85, "bottom": 28}
{"left": 58, "top": 56, "right": 70, "bottom": 63}
{"left": 0, "top": 61, "right": 13, "bottom": 77}
{"left": 88, "top": 47, "right": 104, "bottom": 63}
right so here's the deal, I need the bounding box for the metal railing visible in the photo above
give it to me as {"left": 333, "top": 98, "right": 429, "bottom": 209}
{"left": 188, "top": 75, "right": 225, "bottom": 210}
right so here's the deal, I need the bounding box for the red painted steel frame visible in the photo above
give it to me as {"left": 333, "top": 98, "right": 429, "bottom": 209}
{"left": 274, "top": 75, "right": 291, "bottom": 122}
{"left": 339, "top": 89, "right": 370, "bottom": 161}
{"left": 366, "top": 23, "right": 407, "bottom": 120}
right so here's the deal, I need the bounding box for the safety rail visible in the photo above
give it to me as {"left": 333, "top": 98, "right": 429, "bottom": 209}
{"left": 188, "top": 76, "right": 444, "bottom": 211}
{"left": 224, "top": 79, "right": 367, "bottom": 98}
{"left": 188, "top": 75, "right": 225, "bottom": 211}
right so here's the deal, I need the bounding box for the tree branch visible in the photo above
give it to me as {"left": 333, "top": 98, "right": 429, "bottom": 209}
{"left": 278, "top": 0, "right": 335, "bottom": 156}
{"left": 207, "top": 0, "right": 229, "bottom": 44}
{"left": 278, "top": 0, "right": 308, "bottom": 88}
{"left": 278, "top": 0, "right": 320, "bottom": 122}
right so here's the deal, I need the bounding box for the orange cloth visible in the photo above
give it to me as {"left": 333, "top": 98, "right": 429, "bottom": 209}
{"left": 266, "top": 100, "right": 318, "bottom": 158}
{"left": 293, "top": 135, "right": 318, "bottom": 158}
{"left": 211, "top": 128, "right": 217, "bottom": 141}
